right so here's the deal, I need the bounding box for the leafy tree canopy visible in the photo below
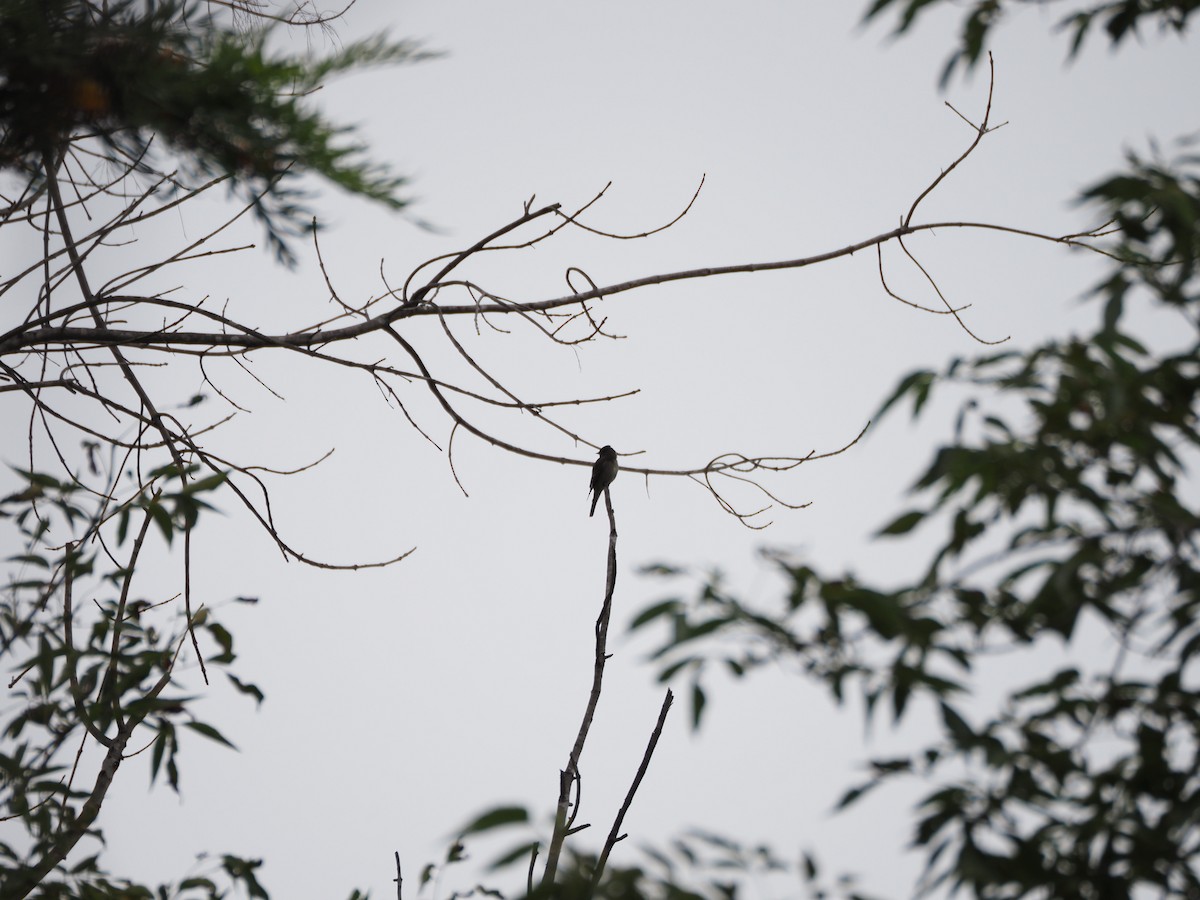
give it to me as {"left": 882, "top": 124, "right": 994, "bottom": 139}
{"left": 865, "top": 0, "right": 1200, "bottom": 83}
{"left": 0, "top": 0, "right": 429, "bottom": 263}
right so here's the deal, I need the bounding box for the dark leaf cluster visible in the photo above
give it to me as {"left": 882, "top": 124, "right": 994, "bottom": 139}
{"left": 427, "top": 805, "right": 870, "bottom": 900}
{"left": 631, "top": 151, "right": 1200, "bottom": 896}
{"left": 863, "top": 0, "right": 1200, "bottom": 84}
{"left": 0, "top": 470, "right": 266, "bottom": 898}
{"left": 0, "top": 0, "right": 428, "bottom": 263}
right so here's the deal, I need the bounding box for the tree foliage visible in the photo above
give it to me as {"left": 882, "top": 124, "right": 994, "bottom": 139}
{"left": 0, "top": 0, "right": 426, "bottom": 263}
{"left": 865, "top": 0, "right": 1200, "bottom": 84}
{"left": 0, "top": 1, "right": 423, "bottom": 896}
{"left": 0, "top": 466, "right": 266, "bottom": 896}
{"left": 633, "top": 49, "right": 1200, "bottom": 900}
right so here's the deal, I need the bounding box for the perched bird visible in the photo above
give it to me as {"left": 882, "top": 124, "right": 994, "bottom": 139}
{"left": 589, "top": 445, "right": 618, "bottom": 517}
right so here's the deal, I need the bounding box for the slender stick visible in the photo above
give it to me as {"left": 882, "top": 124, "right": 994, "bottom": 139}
{"left": 541, "top": 488, "right": 618, "bottom": 887}
{"left": 591, "top": 689, "right": 675, "bottom": 890}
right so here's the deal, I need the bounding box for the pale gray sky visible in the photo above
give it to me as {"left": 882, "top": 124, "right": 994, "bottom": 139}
{"left": 6, "top": 2, "right": 1199, "bottom": 897}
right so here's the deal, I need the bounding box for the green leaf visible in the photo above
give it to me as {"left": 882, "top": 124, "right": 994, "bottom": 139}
{"left": 802, "top": 851, "right": 818, "bottom": 881}
{"left": 637, "top": 562, "right": 687, "bottom": 577}
{"left": 1012, "top": 668, "right": 1080, "bottom": 700}
{"left": 183, "top": 720, "right": 237, "bottom": 750}
{"left": 221, "top": 855, "right": 268, "bottom": 900}
{"left": 187, "top": 471, "right": 228, "bottom": 494}
{"left": 206, "top": 622, "right": 235, "bottom": 664}
{"left": 939, "top": 703, "right": 974, "bottom": 747}
{"left": 488, "top": 840, "right": 540, "bottom": 871}
{"left": 226, "top": 673, "right": 265, "bottom": 705}
{"left": 145, "top": 500, "right": 174, "bottom": 543}
{"left": 657, "top": 656, "right": 698, "bottom": 682}
{"left": 628, "top": 599, "right": 681, "bottom": 630}
{"left": 834, "top": 779, "right": 882, "bottom": 811}
{"left": 149, "top": 726, "right": 172, "bottom": 786}
{"left": 874, "top": 369, "right": 935, "bottom": 422}
{"left": 1103, "top": 290, "right": 1124, "bottom": 333}
{"left": 456, "top": 805, "right": 529, "bottom": 836}
{"left": 876, "top": 510, "right": 925, "bottom": 537}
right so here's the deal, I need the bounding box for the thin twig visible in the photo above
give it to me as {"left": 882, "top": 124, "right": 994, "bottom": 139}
{"left": 590, "top": 689, "right": 674, "bottom": 890}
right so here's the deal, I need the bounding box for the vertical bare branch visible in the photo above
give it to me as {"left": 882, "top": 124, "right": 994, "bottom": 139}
{"left": 590, "top": 688, "right": 674, "bottom": 890}
{"left": 541, "top": 490, "right": 618, "bottom": 887}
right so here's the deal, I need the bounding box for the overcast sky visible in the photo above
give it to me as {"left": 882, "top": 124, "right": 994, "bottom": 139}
{"left": 7, "top": 2, "right": 1200, "bottom": 898}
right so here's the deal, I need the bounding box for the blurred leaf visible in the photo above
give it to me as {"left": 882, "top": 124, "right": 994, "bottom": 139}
{"left": 456, "top": 805, "right": 529, "bottom": 836}
{"left": 876, "top": 510, "right": 925, "bottom": 537}
{"left": 226, "top": 673, "right": 265, "bottom": 706}
{"left": 488, "top": 840, "right": 539, "bottom": 871}
{"left": 629, "top": 599, "right": 681, "bottom": 630}
{"left": 691, "top": 680, "right": 707, "bottom": 731}
{"left": 183, "top": 720, "right": 237, "bottom": 750}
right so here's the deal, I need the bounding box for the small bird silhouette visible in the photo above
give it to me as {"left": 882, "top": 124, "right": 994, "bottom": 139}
{"left": 589, "top": 445, "right": 618, "bottom": 517}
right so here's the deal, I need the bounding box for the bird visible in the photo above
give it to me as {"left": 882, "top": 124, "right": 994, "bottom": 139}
{"left": 588, "top": 445, "right": 618, "bottom": 517}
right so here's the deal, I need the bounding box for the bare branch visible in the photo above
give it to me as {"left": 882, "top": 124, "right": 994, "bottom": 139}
{"left": 542, "top": 481, "right": 620, "bottom": 887}
{"left": 904, "top": 52, "right": 999, "bottom": 228}
{"left": 2, "top": 215, "right": 1109, "bottom": 360}
{"left": 590, "top": 689, "right": 674, "bottom": 890}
